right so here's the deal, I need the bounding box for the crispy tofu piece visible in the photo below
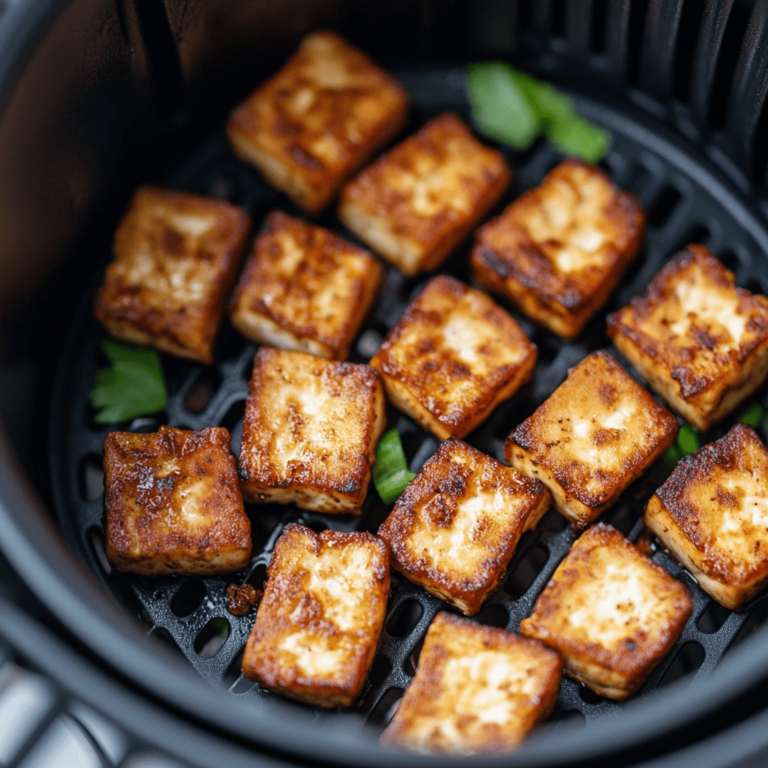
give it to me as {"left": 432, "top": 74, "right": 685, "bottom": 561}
{"left": 242, "top": 524, "right": 389, "bottom": 707}
{"left": 520, "top": 523, "right": 692, "bottom": 700}
{"left": 230, "top": 212, "right": 382, "bottom": 360}
{"left": 338, "top": 113, "right": 511, "bottom": 276}
{"left": 505, "top": 351, "right": 678, "bottom": 528}
{"left": 103, "top": 426, "right": 251, "bottom": 576}
{"left": 382, "top": 612, "right": 562, "bottom": 754}
{"left": 94, "top": 186, "right": 251, "bottom": 364}
{"left": 226, "top": 31, "right": 409, "bottom": 215}
{"left": 645, "top": 424, "right": 768, "bottom": 610}
{"left": 239, "top": 348, "right": 385, "bottom": 513}
{"left": 378, "top": 438, "right": 550, "bottom": 615}
{"left": 607, "top": 244, "right": 768, "bottom": 432}
{"left": 371, "top": 276, "right": 536, "bottom": 440}
{"left": 471, "top": 159, "right": 644, "bottom": 339}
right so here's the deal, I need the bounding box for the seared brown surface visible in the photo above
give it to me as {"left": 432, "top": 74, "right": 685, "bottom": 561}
{"left": 608, "top": 244, "right": 768, "bottom": 431}
{"left": 239, "top": 348, "right": 386, "bottom": 512}
{"left": 382, "top": 612, "right": 562, "bottom": 754}
{"left": 378, "top": 438, "right": 549, "bottom": 615}
{"left": 338, "top": 112, "right": 511, "bottom": 275}
{"left": 104, "top": 426, "right": 251, "bottom": 575}
{"left": 94, "top": 186, "right": 250, "bottom": 364}
{"left": 371, "top": 276, "right": 536, "bottom": 439}
{"left": 242, "top": 524, "right": 389, "bottom": 707}
{"left": 227, "top": 31, "right": 409, "bottom": 215}
{"left": 230, "top": 212, "right": 382, "bottom": 359}
{"left": 505, "top": 350, "right": 678, "bottom": 526}
{"left": 645, "top": 424, "right": 768, "bottom": 609}
{"left": 472, "top": 159, "right": 644, "bottom": 339}
{"left": 520, "top": 524, "right": 692, "bottom": 700}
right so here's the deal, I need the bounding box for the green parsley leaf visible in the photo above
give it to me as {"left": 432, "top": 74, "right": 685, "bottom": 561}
{"left": 511, "top": 69, "right": 575, "bottom": 126}
{"left": 466, "top": 62, "right": 541, "bottom": 150}
{"left": 739, "top": 402, "right": 765, "bottom": 428}
{"left": 676, "top": 424, "right": 700, "bottom": 457}
{"left": 373, "top": 429, "right": 417, "bottom": 505}
{"left": 90, "top": 340, "right": 168, "bottom": 424}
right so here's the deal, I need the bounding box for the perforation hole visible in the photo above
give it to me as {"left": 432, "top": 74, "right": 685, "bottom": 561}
{"left": 728, "top": 600, "right": 768, "bottom": 651}
{"left": 590, "top": 0, "right": 607, "bottom": 53}
{"left": 247, "top": 563, "right": 268, "bottom": 592}
{"left": 505, "top": 545, "right": 549, "bottom": 597}
{"left": 87, "top": 526, "right": 112, "bottom": 576}
{"left": 658, "top": 642, "right": 705, "bottom": 687}
{"left": 672, "top": 0, "right": 706, "bottom": 103}
{"left": 223, "top": 647, "right": 246, "bottom": 688}
{"left": 170, "top": 580, "right": 206, "bottom": 618}
{"left": 698, "top": 600, "right": 731, "bottom": 634}
{"left": 150, "top": 627, "right": 184, "bottom": 657}
{"left": 367, "top": 688, "right": 404, "bottom": 727}
{"left": 550, "top": 0, "right": 566, "bottom": 38}
{"left": 207, "top": 173, "right": 243, "bottom": 203}
{"left": 404, "top": 636, "right": 425, "bottom": 677}
{"left": 579, "top": 684, "right": 604, "bottom": 705}
{"left": 386, "top": 600, "right": 423, "bottom": 638}
{"left": 194, "top": 617, "right": 230, "bottom": 659}
{"left": 220, "top": 399, "right": 246, "bottom": 454}
{"left": 604, "top": 504, "right": 635, "bottom": 536}
{"left": 78, "top": 454, "right": 104, "bottom": 502}
{"left": 232, "top": 676, "right": 254, "bottom": 695}
{"left": 130, "top": 415, "right": 166, "bottom": 434}
{"left": 745, "top": 278, "right": 766, "bottom": 295}
{"left": 647, "top": 185, "right": 682, "bottom": 228}
{"left": 474, "top": 603, "right": 509, "bottom": 629}
{"left": 718, "top": 249, "right": 742, "bottom": 274}
{"left": 183, "top": 368, "right": 221, "bottom": 414}
{"left": 553, "top": 709, "right": 586, "bottom": 731}
{"left": 542, "top": 508, "right": 567, "bottom": 532}
{"left": 368, "top": 655, "right": 393, "bottom": 690}
{"left": 669, "top": 224, "right": 711, "bottom": 255}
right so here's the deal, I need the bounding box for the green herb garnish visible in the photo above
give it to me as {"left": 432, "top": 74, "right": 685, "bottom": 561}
{"left": 676, "top": 424, "right": 700, "bottom": 457}
{"left": 466, "top": 62, "right": 611, "bottom": 162}
{"left": 90, "top": 340, "right": 168, "bottom": 424}
{"left": 373, "top": 429, "right": 417, "bottom": 505}
{"left": 739, "top": 402, "right": 765, "bottom": 428}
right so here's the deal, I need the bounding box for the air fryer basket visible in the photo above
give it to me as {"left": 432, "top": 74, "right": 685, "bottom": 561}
{"left": 6, "top": 1, "right": 768, "bottom": 766}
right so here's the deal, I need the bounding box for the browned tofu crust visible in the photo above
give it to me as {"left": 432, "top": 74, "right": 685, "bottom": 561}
{"left": 505, "top": 350, "right": 678, "bottom": 527}
{"left": 382, "top": 612, "right": 562, "bottom": 754}
{"left": 338, "top": 112, "right": 511, "bottom": 276}
{"left": 608, "top": 244, "right": 768, "bottom": 431}
{"left": 226, "top": 31, "right": 409, "bottom": 215}
{"left": 94, "top": 186, "right": 251, "bottom": 364}
{"left": 103, "top": 426, "right": 252, "bottom": 576}
{"left": 378, "top": 439, "right": 550, "bottom": 615}
{"left": 239, "top": 348, "right": 386, "bottom": 513}
{"left": 472, "top": 158, "right": 644, "bottom": 339}
{"left": 242, "top": 524, "right": 389, "bottom": 708}
{"left": 520, "top": 524, "right": 692, "bottom": 700}
{"left": 230, "top": 212, "right": 382, "bottom": 360}
{"left": 371, "top": 276, "right": 537, "bottom": 440}
{"left": 645, "top": 424, "right": 768, "bottom": 610}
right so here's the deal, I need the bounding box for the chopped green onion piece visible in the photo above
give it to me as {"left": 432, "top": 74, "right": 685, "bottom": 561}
{"left": 90, "top": 340, "right": 168, "bottom": 424}
{"left": 676, "top": 424, "right": 700, "bottom": 456}
{"left": 545, "top": 115, "right": 612, "bottom": 164}
{"left": 649, "top": 444, "right": 681, "bottom": 486}
{"left": 373, "top": 429, "right": 417, "bottom": 505}
{"left": 466, "top": 62, "right": 541, "bottom": 149}
{"left": 739, "top": 402, "right": 765, "bottom": 428}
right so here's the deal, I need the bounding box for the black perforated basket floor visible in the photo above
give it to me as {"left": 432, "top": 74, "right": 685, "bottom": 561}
{"left": 48, "top": 63, "right": 768, "bottom": 739}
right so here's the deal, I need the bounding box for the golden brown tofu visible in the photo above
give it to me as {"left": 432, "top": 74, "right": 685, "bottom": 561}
{"left": 378, "top": 438, "right": 549, "bottom": 615}
{"left": 103, "top": 426, "right": 252, "bottom": 576}
{"left": 338, "top": 112, "right": 511, "bottom": 276}
{"left": 607, "top": 244, "right": 768, "bottom": 431}
{"left": 472, "top": 159, "right": 644, "bottom": 339}
{"left": 226, "top": 31, "right": 409, "bottom": 215}
{"left": 382, "top": 612, "right": 562, "bottom": 754}
{"left": 241, "top": 524, "right": 389, "bottom": 708}
{"left": 94, "top": 186, "right": 251, "bottom": 364}
{"left": 520, "top": 524, "right": 692, "bottom": 700}
{"left": 239, "top": 348, "right": 386, "bottom": 513}
{"left": 230, "top": 212, "right": 382, "bottom": 360}
{"left": 505, "top": 351, "right": 678, "bottom": 528}
{"left": 645, "top": 424, "right": 768, "bottom": 610}
{"left": 371, "top": 276, "right": 536, "bottom": 440}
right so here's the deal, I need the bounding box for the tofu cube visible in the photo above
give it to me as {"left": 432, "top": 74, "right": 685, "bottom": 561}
{"left": 241, "top": 524, "right": 389, "bottom": 708}
{"left": 338, "top": 112, "right": 511, "bottom": 276}
{"left": 239, "top": 348, "right": 385, "bottom": 513}
{"left": 94, "top": 186, "right": 251, "bottom": 364}
{"left": 226, "top": 31, "right": 409, "bottom": 215}
{"left": 520, "top": 523, "right": 692, "bottom": 700}
{"left": 645, "top": 424, "right": 768, "bottom": 610}
{"left": 103, "top": 426, "right": 252, "bottom": 576}
{"left": 371, "top": 276, "right": 536, "bottom": 440}
{"left": 505, "top": 350, "right": 678, "bottom": 527}
{"left": 378, "top": 438, "right": 550, "bottom": 615}
{"left": 382, "top": 612, "right": 562, "bottom": 754}
{"left": 230, "top": 212, "right": 382, "bottom": 360}
{"left": 608, "top": 244, "right": 768, "bottom": 432}
{"left": 471, "top": 159, "right": 645, "bottom": 340}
